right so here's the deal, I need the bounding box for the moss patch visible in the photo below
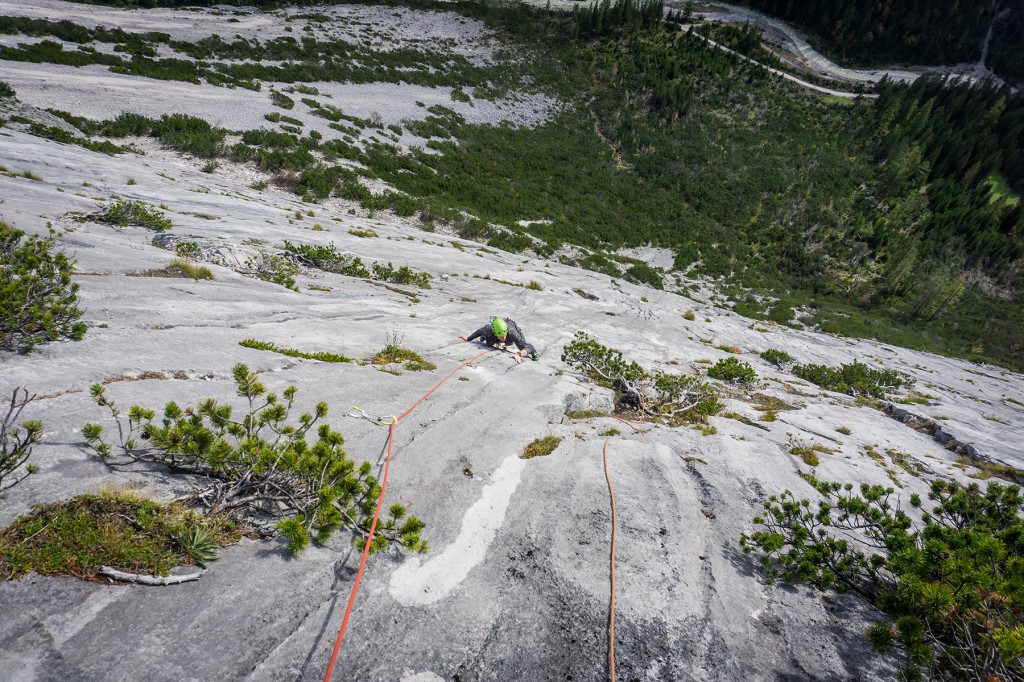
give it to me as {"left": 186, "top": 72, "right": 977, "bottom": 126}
{"left": 0, "top": 489, "right": 239, "bottom": 582}
{"left": 520, "top": 435, "right": 562, "bottom": 460}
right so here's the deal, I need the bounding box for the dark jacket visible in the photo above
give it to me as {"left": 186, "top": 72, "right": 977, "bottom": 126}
{"left": 467, "top": 317, "right": 536, "bottom": 355}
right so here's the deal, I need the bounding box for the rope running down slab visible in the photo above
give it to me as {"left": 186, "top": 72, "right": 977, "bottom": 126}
{"left": 603, "top": 437, "right": 618, "bottom": 681}
{"left": 322, "top": 349, "right": 495, "bottom": 682}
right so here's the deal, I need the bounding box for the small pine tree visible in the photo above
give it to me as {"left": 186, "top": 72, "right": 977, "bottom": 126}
{"left": 82, "top": 364, "right": 427, "bottom": 556}
{"left": 1, "top": 222, "right": 86, "bottom": 352}
{"left": 1, "top": 388, "right": 42, "bottom": 494}
{"left": 742, "top": 477, "right": 1024, "bottom": 680}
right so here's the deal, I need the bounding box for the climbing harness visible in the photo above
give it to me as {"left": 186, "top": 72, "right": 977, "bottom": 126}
{"left": 603, "top": 437, "right": 618, "bottom": 682}
{"left": 322, "top": 349, "right": 495, "bottom": 682}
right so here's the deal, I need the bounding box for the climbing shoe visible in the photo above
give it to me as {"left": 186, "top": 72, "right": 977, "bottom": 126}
{"left": 530, "top": 351, "right": 540, "bottom": 361}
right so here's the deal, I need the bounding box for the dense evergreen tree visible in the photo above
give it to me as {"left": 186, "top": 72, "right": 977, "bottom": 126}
{"left": 740, "top": 0, "right": 1023, "bottom": 84}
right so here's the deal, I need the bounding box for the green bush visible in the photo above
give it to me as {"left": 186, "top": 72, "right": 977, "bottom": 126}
{"left": 82, "top": 364, "right": 427, "bottom": 556}
{"left": 561, "top": 331, "right": 720, "bottom": 423}
{"left": 174, "top": 240, "right": 201, "bottom": 259}
{"left": 1, "top": 222, "right": 86, "bottom": 352}
{"left": 625, "top": 262, "right": 664, "bottom": 289}
{"left": 243, "top": 251, "right": 298, "bottom": 291}
{"left": 270, "top": 90, "right": 294, "bottom": 109}
{"left": 759, "top": 348, "right": 793, "bottom": 367}
{"left": 27, "top": 122, "right": 129, "bottom": 155}
{"left": 742, "top": 477, "right": 1024, "bottom": 681}
{"left": 0, "top": 80, "right": 15, "bottom": 98}
{"left": 793, "top": 360, "right": 910, "bottom": 399}
{"left": 1, "top": 388, "right": 42, "bottom": 494}
{"left": 708, "top": 357, "right": 758, "bottom": 384}
{"left": 282, "top": 241, "right": 370, "bottom": 278}
{"left": 371, "top": 261, "right": 432, "bottom": 289}
{"left": 87, "top": 199, "right": 172, "bottom": 232}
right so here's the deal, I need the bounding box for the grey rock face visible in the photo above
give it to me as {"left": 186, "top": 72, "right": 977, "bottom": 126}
{"left": 0, "top": 4, "right": 1022, "bottom": 682}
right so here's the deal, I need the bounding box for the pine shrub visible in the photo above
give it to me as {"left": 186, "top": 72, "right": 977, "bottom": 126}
{"left": 759, "top": 348, "right": 793, "bottom": 367}
{"left": 561, "top": 331, "right": 720, "bottom": 423}
{"left": 793, "top": 360, "right": 910, "bottom": 399}
{"left": 1, "top": 222, "right": 86, "bottom": 352}
{"left": 708, "top": 357, "right": 757, "bottom": 384}
{"left": 1, "top": 388, "right": 42, "bottom": 493}
{"left": 82, "top": 364, "right": 427, "bottom": 556}
{"left": 742, "top": 477, "right": 1024, "bottom": 681}
{"left": 88, "top": 199, "right": 172, "bottom": 232}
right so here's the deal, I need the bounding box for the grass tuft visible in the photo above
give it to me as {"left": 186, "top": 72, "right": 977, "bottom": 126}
{"left": 239, "top": 338, "right": 353, "bottom": 363}
{"left": 0, "top": 489, "right": 238, "bottom": 582}
{"left": 520, "top": 435, "right": 562, "bottom": 459}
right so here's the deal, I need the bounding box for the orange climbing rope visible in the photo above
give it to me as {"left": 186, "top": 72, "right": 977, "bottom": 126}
{"left": 322, "top": 349, "right": 495, "bottom": 682}
{"left": 603, "top": 437, "right": 618, "bottom": 682}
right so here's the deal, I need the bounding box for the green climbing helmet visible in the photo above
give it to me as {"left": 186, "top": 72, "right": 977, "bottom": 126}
{"left": 492, "top": 317, "right": 508, "bottom": 337}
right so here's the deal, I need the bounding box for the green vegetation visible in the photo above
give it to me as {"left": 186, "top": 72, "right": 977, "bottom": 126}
{"left": 562, "top": 331, "right": 720, "bottom": 423}
{"left": 8, "top": 1, "right": 1022, "bottom": 369}
{"left": 284, "top": 241, "right": 370, "bottom": 277}
{"left": 0, "top": 80, "right": 14, "bottom": 98}
{"left": 239, "top": 338, "right": 353, "bottom": 363}
{"left": 282, "top": 241, "right": 432, "bottom": 289}
{"left": 269, "top": 90, "right": 294, "bottom": 109}
{"left": 0, "top": 14, "right": 512, "bottom": 92}
{"left": 742, "top": 478, "right": 1024, "bottom": 680}
{"left": 243, "top": 251, "right": 299, "bottom": 291}
{"left": 82, "top": 364, "right": 427, "bottom": 556}
{"left": 1, "top": 388, "right": 41, "bottom": 494}
{"left": 740, "top": 0, "right": 1023, "bottom": 83}
{"left": 957, "top": 456, "right": 1024, "bottom": 484}
{"left": 167, "top": 258, "right": 214, "bottom": 280}
{"left": 788, "top": 440, "right": 833, "bottom": 466}
{"left": 1, "top": 488, "right": 238, "bottom": 580}
{"left": 371, "top": 337, "right": 435, "bottom": 371}
{"left": 26, "top": 120, "right": 130, "bottom": 155}
{"left": 174, "top": 240, "right": 202, "bottom": 259}
{"left": 793, "top": 360, "right": 910, "bottom": 399}
{"left": 371, "top": 261, "right": 432, "bottom": 289}
{"left": 520, "top": 434, "right": 562, "bottom": 460}
{"left": 1, "top": 222, "right": 86, "bottom": 352}
{"left": 707, "top": 357, "right": 758, "bottom": 384}
{"left": 85, "top": 199, "right": 172, "bottom": 232}
{"left": 759, "top": 349, "right": 793, "bottom": 368}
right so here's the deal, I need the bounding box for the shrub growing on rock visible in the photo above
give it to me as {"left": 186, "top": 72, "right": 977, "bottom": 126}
{"left": 243, "top": 251, "right": 299, "bottom": 291}
{"left": 82, "top": 364, "right": 427, "bottom": 556}
{"left": 1, "top": 222, "right": 87, "bottom": 352}
{"left": 793, "top": 360, "right": 910, "bottom": 399}
{"left": 561, "top": 331, "right": 720, "bottom": 423}
{"left": 741, "top": 477, "right": 1024, "bottom": 681}
{"left": 84, "top": 199, "right": 172, "bottom": 232}
{"left": 1, "top": 388, "right": 42, "bottom": 494}
{"left": 283, "top": 240, "right": 370, "bottom": 278}
{"left": 707, "top": 357, "right": 757, "bottom": 384}
{"left": 282, "top": 241, "right": 432, "bottom": 288}
{"left": 759, "top": 348, "right": 793, "bottom": 368}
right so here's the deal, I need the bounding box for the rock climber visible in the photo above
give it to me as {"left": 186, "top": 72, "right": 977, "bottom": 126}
{"left": 459, "top": 316, "right": 539, "bottom": 363}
